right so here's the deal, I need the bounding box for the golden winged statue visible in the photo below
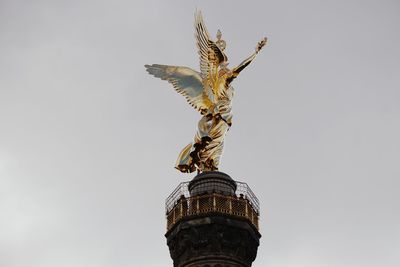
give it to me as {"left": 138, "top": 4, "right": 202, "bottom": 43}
{"left": 145, "top": 11, "right": 266, "bottom": 173}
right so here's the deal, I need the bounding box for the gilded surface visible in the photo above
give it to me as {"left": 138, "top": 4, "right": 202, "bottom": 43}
{"left": 145, "top": 11, "right": 266, "bottom": 173}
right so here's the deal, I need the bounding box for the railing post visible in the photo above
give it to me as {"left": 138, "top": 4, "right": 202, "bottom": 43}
{"left": 196, "top": 196, "right": 199, "bottom": 213}
{"left": 245, "top": 201, "right": 248, "bottom": 217}
{"left": 229, "top": 196, "right": 232, "bottom": 214}
{"left": 213, "top": 194, "right": 216, "bottom": 211}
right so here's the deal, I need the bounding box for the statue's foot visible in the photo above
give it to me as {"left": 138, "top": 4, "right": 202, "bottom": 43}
{"left": 176, "top": 163, "right": 196, "bottom": 173}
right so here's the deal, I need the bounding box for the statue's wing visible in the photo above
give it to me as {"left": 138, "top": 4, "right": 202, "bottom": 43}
{"left": 195, "top": 10, "right": 227, "bottom": 80}
{"left": 145, "top": 64, "right": 212, "bottom": 114}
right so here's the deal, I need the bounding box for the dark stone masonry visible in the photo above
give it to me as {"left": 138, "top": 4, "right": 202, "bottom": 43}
{"left": 165, "top": 171, "right": 261, "bottom": 267}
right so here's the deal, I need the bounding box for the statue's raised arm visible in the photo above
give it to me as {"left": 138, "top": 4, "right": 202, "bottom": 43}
{"left": 228, "top": 37, "right": 267, "bottom": 83}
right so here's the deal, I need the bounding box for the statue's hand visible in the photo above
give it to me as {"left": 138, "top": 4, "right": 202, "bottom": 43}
{"left": 256, "top": 37, "right": 267, "bottom": 53}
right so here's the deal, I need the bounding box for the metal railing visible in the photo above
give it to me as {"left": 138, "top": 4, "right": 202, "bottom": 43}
{"left": 166, "top": 193, "right": 259, "bottom": 231}
{"left": 165, "top": 181, "right": 260, "bottom": 214}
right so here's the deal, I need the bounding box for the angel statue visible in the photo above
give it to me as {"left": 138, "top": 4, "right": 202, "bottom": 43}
{"left": 145, "top": 11, "right": 266, "bottom": 173}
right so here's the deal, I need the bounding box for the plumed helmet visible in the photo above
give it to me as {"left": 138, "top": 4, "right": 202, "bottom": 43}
{"left": 216, "top": 29, "right": 226, "bottom": 51}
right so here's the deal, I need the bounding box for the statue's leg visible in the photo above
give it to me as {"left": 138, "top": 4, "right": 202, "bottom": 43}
{"left": 201, "top": 118, "right": 230, "bottom": 171}
{"left": 189, "top": 114, "right": 232, "bottom": 172}
{"left": 175, "top": 114, "right": 214, "bottom": 173}
{"left": 175, "top": 143, "right": 196, "bottom": 173}
{"left": 188, "top": 115, "right": 213, "bottom": 172}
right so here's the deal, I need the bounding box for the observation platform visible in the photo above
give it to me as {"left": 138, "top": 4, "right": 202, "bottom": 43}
{"left": 165, "top": 171, "right": 260, "bottom": 232}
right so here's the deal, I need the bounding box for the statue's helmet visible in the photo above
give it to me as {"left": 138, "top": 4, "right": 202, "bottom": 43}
{"left": 216, "top": 29, "right": 226, "bottom": 51}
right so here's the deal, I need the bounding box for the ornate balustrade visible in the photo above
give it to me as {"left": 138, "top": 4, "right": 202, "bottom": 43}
{"left": 166, "top": 192, "right": 259, "bottom": 231}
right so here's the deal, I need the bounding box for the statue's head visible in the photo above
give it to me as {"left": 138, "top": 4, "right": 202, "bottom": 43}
{"left": 216, "top": 29, "right": 226, "bottom": 51}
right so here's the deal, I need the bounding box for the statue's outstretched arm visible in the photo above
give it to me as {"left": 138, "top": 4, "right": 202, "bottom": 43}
{"left": 229, "top": 37, "right": 267, "bottom": 82}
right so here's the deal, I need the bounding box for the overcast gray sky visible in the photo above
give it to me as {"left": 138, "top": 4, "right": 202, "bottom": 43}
{"left": 1, "top": 0, "right": 400, "bottom": 266}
